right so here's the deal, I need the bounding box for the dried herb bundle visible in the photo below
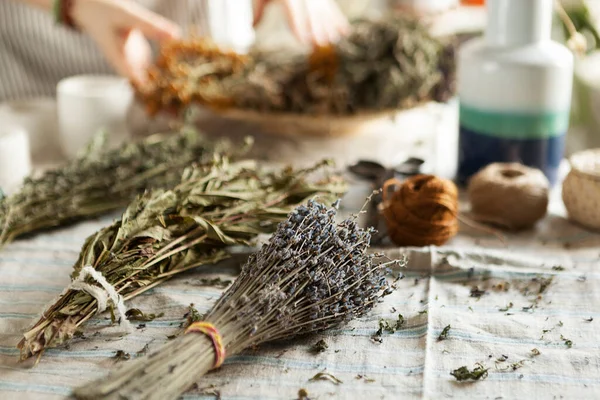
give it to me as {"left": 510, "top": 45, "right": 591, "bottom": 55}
{"left": 18, "top": 158, "right": 344, "bottom": 361}
{"left": 74, "top": 200, "right": 402, "bottom": 400}
{"left": 137, "top": 39, "right": 249, "bottom": 115}
{"left": 137, "top": 16, "right": 455, "bottom": 116}
{"left": 0, "top": 129, "right": 219, "bottom": 248}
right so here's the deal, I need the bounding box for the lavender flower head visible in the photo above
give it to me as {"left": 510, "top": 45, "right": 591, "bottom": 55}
{"left": 208, "top": 199, "right": 402, "bottom": 344}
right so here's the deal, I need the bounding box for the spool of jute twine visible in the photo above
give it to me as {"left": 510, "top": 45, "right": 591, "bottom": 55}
{"left": 381, "top": 174, "right": 459, "bottom": 246}
{"left": 467, "top": 163, "right": 549, "bottom": 231}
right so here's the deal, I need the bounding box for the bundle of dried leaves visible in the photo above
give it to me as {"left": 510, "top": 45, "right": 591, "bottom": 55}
{"left": 0, "top": 129, "right": 220, "bottom": 248}
{"left": 136, "top": 16, "right": 456, "bottom": 116}
{"left": 74, "top": 199, "right": 403, "bottom": 400}
{"left": 18, "top": 157, "right": 345, "bottom": 361}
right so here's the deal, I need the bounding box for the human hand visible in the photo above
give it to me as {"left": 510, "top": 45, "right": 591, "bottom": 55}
{"left": 253, "top": 0, "right": 350, "bottom": 46}
{"left": 70, "top": 0, "right": 181, "bottom": 84}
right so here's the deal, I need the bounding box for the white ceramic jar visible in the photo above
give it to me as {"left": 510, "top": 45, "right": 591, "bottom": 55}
{"left": 457, "top": 0, "right": 574, "bottom": 186}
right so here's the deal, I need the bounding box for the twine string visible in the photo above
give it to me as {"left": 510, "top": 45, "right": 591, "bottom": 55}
{"left": 185, "top": 321, "right": 226, "bottom": 369}
{"left": 467, "top": 163, "right": 549, "bottom": 231}
{"left": 381, "top": 175, "right": 459, "bottom": 246}
{"left": 69, "top": 266, "right": 133, "bottom": 332}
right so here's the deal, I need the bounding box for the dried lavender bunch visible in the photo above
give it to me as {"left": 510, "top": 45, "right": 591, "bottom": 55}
{"left": 18, "top": 158, "right": 345, "bottom": 361}
{"left": 74, "top": 199, "right": 402, "bottom": 400}
{"left": 136, "top": 16, "right": 456, "bottom": 116}
{"left": 0, "top": 129, "right": 220, "bottom": 248}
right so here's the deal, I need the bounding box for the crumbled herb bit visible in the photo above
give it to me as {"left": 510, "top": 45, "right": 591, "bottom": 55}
{"left": 496, "top": 359, "right": 527, "bottom": 372}
{"left": 196, "top": 277, "right": 232, "bottom": 289}
{"left": 552, "top": 266, "right": 565, "bottom": 271}
{"left": 578, "top": 275, "right": 587, "bottom": 282}
{"left": 435, "top": 295, "right": 439, "bottom": 301}
{"left": 542, "top": 329, "right": 551, "bottom": 334}
{"left": 309, "top": 372, "right": 343, "bottom": 385}
{"left": 442, "top": 349, "right": 450, "bottom": 354}
{"left": 182, "top": 304, "right": 204, "bottom": 328}
{"left": 499, "top": 302, "right": 514, "bottom": 312}
{"left": 73, "top": 330, "right": 85, "bottom": 339}
{"left": 418, "top": 310, "right": 428, "bottom": 315}
{"left": 114, "top": 350, "right": 130, "bottom": 361}
{"left": 334, "top": 350, "right": 340, "bottom": 353}
{"left": 390, "top": 307, "right": 397, "bottom": 313}
{"left": 558, "top": 321, "right": 563, "bottom": 327}
{"left": 137, "top": 324, "right": 146, "bottom": 330}
{"left": 167, "top": 334, "right": 178, "bottom": 340}
{"left": 450, "top": 364, "right": 488, "bottom": 381}
{"left": 311, "top": 339, "right": 328, "bottom": 354}
{"left": 298, "top": 388, "right": 309, "bottom": 400}
{"left": 125, "top": 308, "right": 164, "bottom": 322}
{"left": 355, "top": 375, "right": 375, "bottom": 383}
{"left": 376, "top": 314, "right": 405, "bottom": 335}
{"left": 584, "top": 317, "right": 593, "bottom": 322}
{"left": 414, "top": 278, "right": 420, "bottom": 286}
{"left": 492, "top": 282, "right": 510, "bottom": 292}
{"left": 561, "top": 335, "right": 573, "bottom": 348}
{"left": 438, "top": 325, "right": 451, "bottom": 341}
{"left": 396, "top": 314, "right": 405, "bottom": 327}
{"left": 530, "top": 348, "right": 541, "bottom": 356}
{"left": 371, "top": 336, "right": 383, "bottom": 344}
{"left": 470, "top": 286, "right": 486, "bottom": 298}
{"left": 137, "top": 343, "right": 150, "bottom": 356}
{"left": 468, "top": 306, "right": 474, "bottom": 312}
{"left": 522, "top": 306, "right": 534, "bottom": 312}
{"left": 536, "top": 276, "right": 553, "bottom": 294}
{"left": 496, "top": 355, "right": 508, "bottom": 362}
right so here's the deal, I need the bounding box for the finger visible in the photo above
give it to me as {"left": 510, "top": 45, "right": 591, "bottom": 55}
{"left": 327, "top": 1, "right": 350, "bottom": 36}
{"left": 253, "top": 0, "right": 268, "bottom": 27}
{"left": 283, "top": 0, "right": 310, "bottom": 44}
{"left": 116, "top": 3, "right": 181, "bottom": 41}
{"left": 304, "top": 1, "right": 328, "bottom": 46}
{"left": 123, "top": 30, "right": 152, "bottom": 85}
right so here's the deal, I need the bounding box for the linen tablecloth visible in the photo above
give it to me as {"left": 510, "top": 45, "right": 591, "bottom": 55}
{"left": 0, "top": 183, "right": 599, "bottom": 400}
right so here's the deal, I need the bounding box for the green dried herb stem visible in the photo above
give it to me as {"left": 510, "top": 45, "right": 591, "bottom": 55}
{"left": 0, "top": 129, "right": 223, "bottom": 248}
{"left": 18, "top": 158, "right": 344, "bottom": 361}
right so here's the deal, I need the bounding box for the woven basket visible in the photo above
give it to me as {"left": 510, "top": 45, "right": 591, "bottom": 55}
{"left": 562, "top": 148, "right": 600, "bottom": 231}
{"left": 207, "top": 107, "right": 402, "bottom": 137}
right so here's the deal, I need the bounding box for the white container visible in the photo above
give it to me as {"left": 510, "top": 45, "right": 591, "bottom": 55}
{"left": 57, "top": 75, "right": 133, "bottom": 159}
{"left": 0, "top": 126, "right": 32, "bottom": 195}
{"left": 457, "top": 0, "right": 574, "bottom": 186}
{"left": 0, "top": 97, "right": 60, "bottom": 162}
{"left": 388, "top": 0, "right": 458, "bottom": 15}
{"left": 206, "top": 0, "right": 255, "bottom": 54}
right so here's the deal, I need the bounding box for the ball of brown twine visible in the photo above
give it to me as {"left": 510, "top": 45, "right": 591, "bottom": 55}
{"left": 467, "top": 163, "right": 549, "bottom": 231}
{"left": 381, "top": 174, "right": 459, "bottom": 247}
